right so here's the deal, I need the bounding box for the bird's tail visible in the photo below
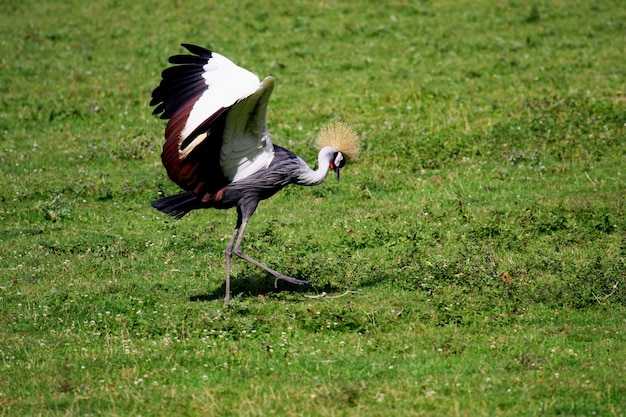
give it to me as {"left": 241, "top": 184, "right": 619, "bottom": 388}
{"left": 151, "top": 192, "right": 199, "bottom": 219}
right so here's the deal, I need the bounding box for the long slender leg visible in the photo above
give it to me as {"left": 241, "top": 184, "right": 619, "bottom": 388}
{"left": 223, "top": 226, "right": 240, "bottom": 304}
{"left": 233, "top": 219, "right": 310, "bottom": 288}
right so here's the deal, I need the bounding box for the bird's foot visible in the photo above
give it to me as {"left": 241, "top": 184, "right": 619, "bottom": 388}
{"left": 274, "top": 274, "right": 310, "bottom": 288}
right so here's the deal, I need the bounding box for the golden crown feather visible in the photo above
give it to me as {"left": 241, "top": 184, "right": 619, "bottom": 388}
{"left": 315, "top": 122, "right": 360, "bottom": 160}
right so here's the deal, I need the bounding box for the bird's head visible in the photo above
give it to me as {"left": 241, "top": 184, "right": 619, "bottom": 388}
{"left": 316, "top": 122, "right": 360, "bottom": 181}
{"left": 328, "top": 151, "right": 346, "bottom": 181}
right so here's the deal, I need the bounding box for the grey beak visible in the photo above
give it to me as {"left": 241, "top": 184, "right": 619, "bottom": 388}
{"left": 333, "top": 166, "right": 341, "bottom": 181}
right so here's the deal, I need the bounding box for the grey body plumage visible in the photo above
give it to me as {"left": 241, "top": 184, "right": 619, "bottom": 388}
{"left": 152, "top": 145, "right": 326, "bottom": 218}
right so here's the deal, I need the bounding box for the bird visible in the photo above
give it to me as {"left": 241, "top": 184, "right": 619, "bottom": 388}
{"left": 149, "top": 43, "right": 359, "bottom": 303}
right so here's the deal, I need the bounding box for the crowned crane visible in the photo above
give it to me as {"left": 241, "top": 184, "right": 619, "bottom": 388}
{"left": 150, "top": 44, "right": 359, "bottom": 303}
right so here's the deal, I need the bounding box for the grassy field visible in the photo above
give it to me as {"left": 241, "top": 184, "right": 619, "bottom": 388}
{"left": 1, "top": 0, "right": 625, "bottom": 415}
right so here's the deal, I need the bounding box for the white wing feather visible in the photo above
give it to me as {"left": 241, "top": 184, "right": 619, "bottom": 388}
{"left": 181, "top": 53, "right": 259, "bottom": 139}
{"left": 181, "top": 53, "right": 275, "bottom": 182}
{"left": 221, "top": 77, "right": 275, "bottom": 181}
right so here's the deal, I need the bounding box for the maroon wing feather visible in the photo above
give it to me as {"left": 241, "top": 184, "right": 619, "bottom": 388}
{"left": 151, "top": 44, "right": 229, "bottom": 202}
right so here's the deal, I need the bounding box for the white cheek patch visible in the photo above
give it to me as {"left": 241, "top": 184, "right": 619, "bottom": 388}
{"left": 333, "top": 153, "right": 345, "bottom": 168}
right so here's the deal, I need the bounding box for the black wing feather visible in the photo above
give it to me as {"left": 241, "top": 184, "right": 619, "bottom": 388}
{"left": 168, "top": 54, "right": 208, "bottom": 65}
{"left": 151, "top": 44, "right": 214, "bottom": 119}
{"left": 181, "top": 43, "right": 213, "bottom": 57}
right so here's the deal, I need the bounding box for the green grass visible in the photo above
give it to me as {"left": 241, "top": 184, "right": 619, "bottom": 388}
{"left": 1, "top": 0, "right": 625, "bottom": 415}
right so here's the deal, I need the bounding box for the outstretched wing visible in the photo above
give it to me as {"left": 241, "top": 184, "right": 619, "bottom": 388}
{"left": 151, "top": 44, "right": 275, "bottom": 202}
{"left": 220, "top": 76, "right": 275, "bottom": 182}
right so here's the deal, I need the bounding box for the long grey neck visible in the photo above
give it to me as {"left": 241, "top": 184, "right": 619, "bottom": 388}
{"left": 296, "top": 146, "right": 336, "bottom": 186}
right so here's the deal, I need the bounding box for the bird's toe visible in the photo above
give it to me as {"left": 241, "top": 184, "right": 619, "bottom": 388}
{"left": 274, "top": 275, "right": 310, "bottom": 288}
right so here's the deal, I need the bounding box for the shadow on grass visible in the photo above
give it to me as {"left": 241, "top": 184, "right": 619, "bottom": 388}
{"left": 187, "top": 268, "right": 397, "bottom": 303}
{"left": 188, "top": 273, "right": 314, "bottom": 302}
